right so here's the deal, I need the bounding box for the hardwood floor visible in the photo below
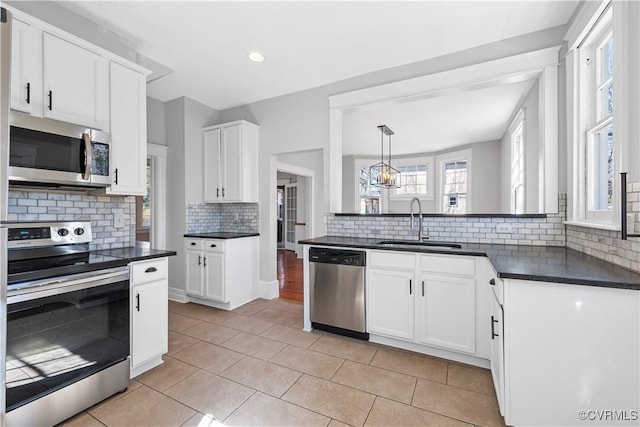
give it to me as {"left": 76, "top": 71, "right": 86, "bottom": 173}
{"left": 277, "top": 249, "right": 303, "bottom": 303}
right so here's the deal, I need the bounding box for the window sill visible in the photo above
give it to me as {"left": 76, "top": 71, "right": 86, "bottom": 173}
{"left": 563, "top": 221, "right": 621, "bottom": 232}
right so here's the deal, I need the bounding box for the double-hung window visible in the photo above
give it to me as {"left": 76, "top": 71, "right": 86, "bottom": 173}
{"left": 437, "top": 149, "right": 471, "bottom": 214}
{"left": 509, "top": 110, "right": 525, "bottom": 214}
{"left": 576, "top": 4, "right": 614, "bottom": 224}
{"left": 389, "top": 156, "right": 434, "bottom": 200}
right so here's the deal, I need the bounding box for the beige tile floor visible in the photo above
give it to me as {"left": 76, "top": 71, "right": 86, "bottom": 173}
{"left": 59, "top": 299, "right": 505, "bottom": 427}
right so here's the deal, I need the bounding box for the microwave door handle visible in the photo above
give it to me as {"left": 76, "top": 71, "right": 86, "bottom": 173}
{"left": 82, "top": 133, "right": 92, "bottom": 180}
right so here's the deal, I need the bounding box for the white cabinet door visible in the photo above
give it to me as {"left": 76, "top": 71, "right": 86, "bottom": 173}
{"left": 203, "top": 128, "right": 222, "bottom": 202}
{"left": 368, "top": 268, "right": 415, "bottom": 341}
{"left": 42, "top": 33, "right": 106, "bottom": 129}
{"left": 417, "top": 273, "right": 476, "bottom": 354}
{"left": 10, "top": 18, "right": 42, "bottom": 115}
{"left": 204, "top": 251, "right": 226, "bottom": 302}
{"left": 131, "top": 279, "right": 168, "bottom": 368}
{"left": 185, "top": 250, "right": 204, "bottom": 296}
{"left": 490, "top": 291, "right": 504, "bottom": 416}
{"left": 107, "top": 61, "right": 147, "bottom": 195}
{"left": 221, "top": 124, "right": 241, "bottom": 202}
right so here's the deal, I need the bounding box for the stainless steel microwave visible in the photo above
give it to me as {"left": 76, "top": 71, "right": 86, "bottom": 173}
{"left": 8, "top": 111, "right": 110, "bottom": 188}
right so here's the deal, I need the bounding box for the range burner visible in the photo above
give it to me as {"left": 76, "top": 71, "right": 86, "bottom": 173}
{"left": 6, "top": 221, "right": 126, "bottom": 288}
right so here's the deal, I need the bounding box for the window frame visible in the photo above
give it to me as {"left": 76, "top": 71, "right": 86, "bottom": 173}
{"left": 572, "top": 3, "right": 618, "bottom": 227}
{"left": 436, "top": 149, "right": 472, "bottom": 214}
{"left": 387, "top": 155, "right": 435, "bottom": 201}
{"left": 508, "top": 109, "right": 526, "bottom": 214}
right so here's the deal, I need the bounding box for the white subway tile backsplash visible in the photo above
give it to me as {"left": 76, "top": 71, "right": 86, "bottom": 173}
{"left": 185, "top": 202, "right": 260, "bottom": 234}
{"left": 8, "top": 190, "right": 136, "bottom": 250}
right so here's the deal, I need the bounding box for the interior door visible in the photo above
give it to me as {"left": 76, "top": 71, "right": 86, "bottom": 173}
{"left": 284, "top": 183, "right": 298, "bottom": 251}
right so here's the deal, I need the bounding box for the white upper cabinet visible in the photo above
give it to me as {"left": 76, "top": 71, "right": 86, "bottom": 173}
{"left": 42, "top": 33, "right": 107, "bottom": 129}
{"left": 10, "top": 17, "right": 108, "bottom": 129}
{"left": 10, "top": 18, "right": 42, "bottom": 115}
{"left": 106, "top": 61, "right": 147, "bottom": 195}
{"left": 203, "top": 121, "right": 259, "bottom": 203}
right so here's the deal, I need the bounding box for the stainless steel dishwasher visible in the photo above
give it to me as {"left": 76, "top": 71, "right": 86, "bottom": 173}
{"left": 309, "top": 247, "right": 368, "bottom": 340}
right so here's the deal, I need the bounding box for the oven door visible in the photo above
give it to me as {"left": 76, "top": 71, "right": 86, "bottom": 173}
{"left": 5, "top": 267, "right": 130, "bottom": 413}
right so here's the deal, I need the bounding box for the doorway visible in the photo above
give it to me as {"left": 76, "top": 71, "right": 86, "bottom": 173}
{"left": 135, "top": 143, "right": 167, "bottom": 249}
{"left": 275, "top": 166, "right": 313, "bottom": 303}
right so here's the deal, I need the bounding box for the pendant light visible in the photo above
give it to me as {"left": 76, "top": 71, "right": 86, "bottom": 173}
{"left": 369, "top": 125, "right": 401, "bottom": 188}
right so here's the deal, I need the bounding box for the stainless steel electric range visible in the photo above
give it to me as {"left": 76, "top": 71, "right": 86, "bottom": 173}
{"left": 5, "top": 221, "right": 131, "bottom": 427}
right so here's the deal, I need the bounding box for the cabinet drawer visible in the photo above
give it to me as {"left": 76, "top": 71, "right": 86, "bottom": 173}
{"left": 185, "top": 238, "right": 204, "bottom": 250}
{"left": 420, "top": 254, "right": 475, "bottom": 276}
{"left": 204, "top": 240, "right": 225, "bottom": 252}
{"left": 131, "top": 258, "right": 168, "bottom": 285}
{"left": 369, "top": 251, "right": 416, "bottom": 270}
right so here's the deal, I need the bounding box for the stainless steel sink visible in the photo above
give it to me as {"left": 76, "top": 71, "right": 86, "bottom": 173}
{"left": 376, "top": 240, "right": 462, "bottom": 249}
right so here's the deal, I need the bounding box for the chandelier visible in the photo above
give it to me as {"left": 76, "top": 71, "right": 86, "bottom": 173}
{"left": 369, "top": 125, "right": 400, "bottom": 188}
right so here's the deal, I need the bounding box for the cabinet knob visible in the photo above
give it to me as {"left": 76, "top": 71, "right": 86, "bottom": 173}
{"left": 489, "top": 279, "right": 496, "bottom": 286}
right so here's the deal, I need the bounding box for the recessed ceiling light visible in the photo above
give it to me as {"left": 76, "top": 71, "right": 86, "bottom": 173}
{"left": 248, "top": 52, "right": 265, "bottom": 63}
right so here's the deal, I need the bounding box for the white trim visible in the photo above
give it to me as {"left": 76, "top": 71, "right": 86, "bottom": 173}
{"left": 328, "top": 47, "right": 560, "bottom": 214}
{"left": 565, "top": 0, "right": 611, "bottom": 51}
{"left": 147, "top": 143, "right": 168, "bottom": 250}
{"left": 256, "top": 280, "right": 279, "bottom": 300}
{"left": 276, "top": 160, "right": 315, "bottom": 240}
{"left": 329, "top": 47, "right": 559, "bottom": 110}
{"left": 168, "top": 287, "right": 189, "bottom": 303}
{"left": 563, "top": 221, "right": 621, "bottom": 232}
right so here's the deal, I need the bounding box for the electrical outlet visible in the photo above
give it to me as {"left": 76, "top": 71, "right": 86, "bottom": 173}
{"left": 496, "top": 223, "right": 513, "bottom": 233}
{"left": 114, "top": 214, "right": 126, "bottom": 228}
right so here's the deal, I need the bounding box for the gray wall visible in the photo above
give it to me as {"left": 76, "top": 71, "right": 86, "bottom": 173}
{"left": 147, "top": 97, "right": 167, "bottom": 146}
{"left": 163, "top": 97, "right": 220, "bottom": 293}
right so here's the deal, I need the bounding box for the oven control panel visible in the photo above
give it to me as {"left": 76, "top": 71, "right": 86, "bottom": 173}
{"left": 7, "top": 221, "right": 92, "bottom": 248}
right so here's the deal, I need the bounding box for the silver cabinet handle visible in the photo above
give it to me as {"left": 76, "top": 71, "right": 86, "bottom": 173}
{"left": 82, "top": 133, "right": 92, "bottom": 180}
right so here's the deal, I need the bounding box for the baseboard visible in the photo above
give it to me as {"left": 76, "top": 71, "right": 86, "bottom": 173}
{"left": 168, "top": 287, "right": 189, "bottom": 303}
{"left": 369, "top": 334, "right": 490, "bottom": 369}
{"left": 256, "top": 280, "right": 279, "bottom": 300}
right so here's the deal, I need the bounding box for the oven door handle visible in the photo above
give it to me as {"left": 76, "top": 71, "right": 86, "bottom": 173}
{"left": 7, "top": 267, "right": 129, "bottom": 304}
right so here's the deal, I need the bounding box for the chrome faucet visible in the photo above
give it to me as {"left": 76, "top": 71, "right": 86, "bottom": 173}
{"left": 410, "top": 197, "right": 428, "bottom": 241}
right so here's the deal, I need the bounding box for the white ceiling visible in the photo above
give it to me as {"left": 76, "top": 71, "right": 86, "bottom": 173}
{"left": 342, "top": 79, "right": 536, "bottom": 156}
{"left": 57, "top": 1, "right": 579, "bottom": 111}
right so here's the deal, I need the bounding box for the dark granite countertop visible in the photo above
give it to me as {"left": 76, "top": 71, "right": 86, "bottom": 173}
{"left": 93, "top": 246, "right": 177, "bottom": 262}
{"left": 184, "top": 232, "right": 260, "bottom": 239}
{"left": 298, "top": 236, "right": 640, "bottom": 290}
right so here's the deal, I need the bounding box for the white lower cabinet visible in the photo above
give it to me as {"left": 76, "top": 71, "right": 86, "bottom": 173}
{"left": 130, "top": 257, "right": 168, "bottom": 377}
{"left": 503, "top": 279, "right": 640, "bottom": 426}
{"left": 368, "top": 268, "right": 415, "bottom": 341}
{"left": 418, "top": 273, "right": 476, "bottom": 353}
{"left": 367, "top": 250, "right": 488, "bottom": 364}
{"left": 184, "top": 236, "right": 258, "bottom": 310}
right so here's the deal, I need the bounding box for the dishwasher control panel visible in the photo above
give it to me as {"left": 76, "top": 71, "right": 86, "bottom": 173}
{"left": 309, "top": 247, "right": 366, "bottom": 266}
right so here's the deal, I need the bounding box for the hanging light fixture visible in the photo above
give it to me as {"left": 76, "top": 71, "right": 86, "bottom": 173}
{"left": 369, "top": 125, "right": 401, "bottom": 188}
